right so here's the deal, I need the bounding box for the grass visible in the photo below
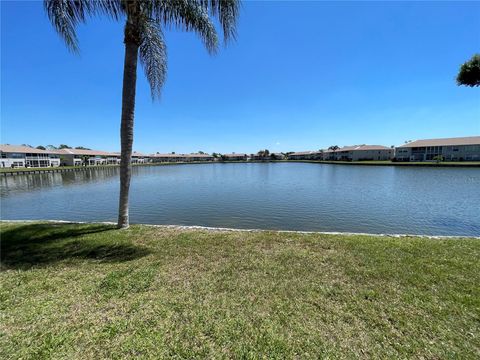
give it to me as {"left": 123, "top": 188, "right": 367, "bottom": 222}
{"left": 293, "top": 160, "right": 480, "bottom": 166}
{"left": 1, "top": 222, "right": 479, "bottom": 358}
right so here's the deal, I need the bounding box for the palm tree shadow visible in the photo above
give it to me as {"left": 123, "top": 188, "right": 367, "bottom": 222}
{"left": 1, "top": 223, "right": 151, "bottom": 270}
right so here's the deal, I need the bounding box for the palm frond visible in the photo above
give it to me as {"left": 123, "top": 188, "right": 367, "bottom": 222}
{"left": 201, "top": 0, "right": 239, "bottom": 42}
{"left": 139, "top": 19, "right": 167, "bottom": 100}
{"left": 44, "top": 0, "right": 125, "bottom": 53}
{"left": 44, "top": 0, "right": 89, "bottom": 53}
{"left": 152, "top": 0, "right": 219, "bottom": 54}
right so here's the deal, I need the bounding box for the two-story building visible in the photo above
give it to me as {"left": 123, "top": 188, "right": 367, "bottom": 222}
{"left": 0, "top": 145, "right": 62, "bottom": 168}
{"left": 57, "top": 148, "right": 120, "bottom": 166}
{"left": 324, "top": 145, "right": 394, "bottom": 161}
{"left": 288, "top": 151, "right": 323, "bottom": 160}
{"left": 222, "top": 153, "right": 249, "bottom": 161}
{"left": 395, "top": 136, "right": 480, "bottom": 162}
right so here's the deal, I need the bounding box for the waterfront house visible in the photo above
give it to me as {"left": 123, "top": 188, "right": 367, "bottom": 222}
{"left": 150, "top": 153, "right": 214, "bottom": 162}
{"left": 150, "top": 153, "right": 184, "bottom": 162}
{"left": 325, "top": 145, "right": 394, "bottom": 161}
{"left": 288, "top": 151, "right": 323, "bottom": 160}
{"left": 57, "top": 148, "right": 120, "bottom": 166}
{"left": 0, "top": 144, "right": 62, "bottom": 168}
{"left": 184, "top": 153, "right": 214, "bottom": 162}
{"left": 272, "top": 153, "right": 285, "bottom": 160}
{"left": 131, "top": 152, "right": 148, "bottom": 164}
{"left": 223, "top": 153, "right": 249, "bottom": 161}
{"left": 395, "top": 136, "right": 480, "bottom": 162}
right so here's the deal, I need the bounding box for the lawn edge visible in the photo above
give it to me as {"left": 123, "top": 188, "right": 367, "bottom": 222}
{"left": 1, "top": 220, "right": 478, "bottom": 240}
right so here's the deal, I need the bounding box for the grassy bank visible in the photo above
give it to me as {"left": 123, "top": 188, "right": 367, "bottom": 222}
{"left": 291, "top": 160, "right": 480, "bottom": 167}
{"left": 1, "top": 222, "right": 479, "bottom": 358}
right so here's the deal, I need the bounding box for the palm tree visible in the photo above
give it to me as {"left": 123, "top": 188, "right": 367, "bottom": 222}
{"left": 328, "top": 145, "right": 339, "bottom": 160}
{"left": 44, "top": 0, "right": 239, "bottom": 228}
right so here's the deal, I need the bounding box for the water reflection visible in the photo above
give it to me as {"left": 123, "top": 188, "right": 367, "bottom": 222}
{"left": 1, "top": 163, "right": 479, "bottom": 236}
{"left": 0, "top": 167, "right": 120, "bottom": 196}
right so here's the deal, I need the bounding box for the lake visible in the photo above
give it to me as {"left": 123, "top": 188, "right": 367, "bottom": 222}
{"left": 1, "top": 163, "right": 479, "bottom": 236}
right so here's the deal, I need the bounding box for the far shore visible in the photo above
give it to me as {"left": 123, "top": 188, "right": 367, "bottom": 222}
{"left": 1, "top": 159, "right": 479, "bottom": 175}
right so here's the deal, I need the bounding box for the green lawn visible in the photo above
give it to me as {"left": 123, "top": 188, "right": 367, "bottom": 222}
{"left": 297, "top": 160, "right": 480, "bottom": 166}
{"left": 1, "top": 222, "right": 479, "bottom": 358}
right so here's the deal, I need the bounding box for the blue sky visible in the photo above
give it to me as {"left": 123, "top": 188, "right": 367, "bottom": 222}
{"left": 1, "top": 1, "right": 479, "bottom": 154}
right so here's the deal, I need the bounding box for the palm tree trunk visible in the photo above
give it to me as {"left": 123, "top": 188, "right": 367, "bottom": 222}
{"left": 117, "top": 23, "right": 139, "bottom": 229}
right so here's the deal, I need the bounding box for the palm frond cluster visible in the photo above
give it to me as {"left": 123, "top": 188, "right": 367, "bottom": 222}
{"left": 44, "top": 0, "right": 239, "bottom": 98}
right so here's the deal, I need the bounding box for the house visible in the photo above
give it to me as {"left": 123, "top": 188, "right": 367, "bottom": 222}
{"left": 57, "top": 148, "right": 120, "bottom": 166}
{"left": 251, "top": 152, "right": 286, "bottom": 160}
{"left": 131, "top": 152, "right": 148, "bottom": 164}
{"left": 288, "top": 151, "right": 323, "bottom": 160}
{"left": 222, "top": 153, "right": 249, "bottom": 161}
{"left": 150, "top": 153, "right": 184, "bottom": 163}
{"left": 395, "top": 136, "right": 480, "bottom": 162}
{"left": 325, "top": 145, "right": 394, "bottom": 161}
{"left": 184, "top": 153, "right": 214, "bottom": 162}
{"left": 0, "top": 144, "right": 61, "bottom": 168}
{"left": 271, "top": 153, "right": 285, "bottom": 160}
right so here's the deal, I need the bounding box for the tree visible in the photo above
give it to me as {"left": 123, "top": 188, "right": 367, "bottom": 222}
{"left": 198, "top": 151, "right": 205, "bottom": 154}
{"left": 46, "top": 145, "right": 58, "bottom": 150}
{"left": 328, "top": 145, "right": 339, "bottom": 160}
{"left": 58, "top": 144, "right": 71, "bottom": 149}
{"left": 317, "top": 149, "right": 324, "bottom": 160}
{"left": 456, "top": 54, "right": 480, "bottom": 87}
{"left": 75, "top": 146, "right": 91, "bottom": 150}
{"left": 45, "top": 0, "right": 239, "bottom": 228}
{"left": 36, "top": 145, "right": 46, "bottom": 150}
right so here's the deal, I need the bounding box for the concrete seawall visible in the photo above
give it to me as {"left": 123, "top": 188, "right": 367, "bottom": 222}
{"left": 1, "top": 160, "right": 479, "bottom": 176}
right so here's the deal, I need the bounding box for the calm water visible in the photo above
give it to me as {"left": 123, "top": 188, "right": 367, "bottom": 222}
{"left": 1, "top": 163, "right": 479, "bottom": 236}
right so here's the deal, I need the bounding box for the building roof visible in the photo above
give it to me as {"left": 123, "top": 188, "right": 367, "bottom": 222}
{"left": 223, "top": 153, "right": 247, "bottom": 157}
{"left": 185, "top": 153, "right": 213, "bottom": 158}
{"left": 132, "top": 151, "right": 148, "bottom": 157}
{"left": 57, "top": 148, "right": 118, "bottom": 156}
{"left": 0, "top": 144, "right": 62, "bottom": 155}
{"left": 150, "top": 153, "right": 182, "bottom": 158}
{"left": 398, "top": 136, "right": 480, "bottom": 148}
{"left": 323, "top": 145, "right": 391, "bottom": 153}
{"left": 150, "top": 153, "right": 212, "bottom": 158}
{"left": 289, "top": 151, "right": 321, "bottom": 156}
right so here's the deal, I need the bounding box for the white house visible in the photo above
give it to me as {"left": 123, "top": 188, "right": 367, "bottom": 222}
{"left": 0, "top": 145, "right": 61, "bottom": 168}
{"left": 395, "top": 136, "right": 480, "bottom": 162}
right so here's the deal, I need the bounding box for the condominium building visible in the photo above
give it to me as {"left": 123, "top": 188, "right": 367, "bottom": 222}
{"left": 57, "top": 148, "right": 121, "bottom": 166}
{"left": 395, "top": 136, "right": 480, "bottom": 162}
{"left": 288, "top": 151, "right": 323, "bottom": 160}
{"left": 150, "top": 153, "right": 214, "bottom": 163}
{"left": 324, "top": 145, "right": 394, "bottom": 161}
{"left": 185, "top": 153, "right": 214, "bottom": 162}
{"left": 131, "top": 152, "right": 148, "bottom": 164}
{"left": 222, "top": 153, "right": 249, "bottom": 161}
{"left": 0, "top": 145, "right": 61, "bottom": 168}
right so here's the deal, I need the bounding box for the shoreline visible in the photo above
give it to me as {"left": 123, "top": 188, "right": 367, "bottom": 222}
{"left": 1, "top": 159, "right": 479, "bottom": 176}
{"left": 2, "top": 220, "right": 478, "bottom": 239}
